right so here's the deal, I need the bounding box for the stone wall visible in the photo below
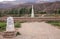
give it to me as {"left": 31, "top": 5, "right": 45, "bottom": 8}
{"left": 0, "top": 17, "right": 60, "bottom": 22}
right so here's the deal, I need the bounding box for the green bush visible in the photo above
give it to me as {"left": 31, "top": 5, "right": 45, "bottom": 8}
{"left": 0, "top": 22, "right": 6, "bottom": 31}
{"left": 0, "top": 22, "right": 21, "bottom": 32}
{"left": 46, "top": 21, "right": 60, "bottom": 27}
{"left": 15, "top": 22, "right": 21, "bottom": 28}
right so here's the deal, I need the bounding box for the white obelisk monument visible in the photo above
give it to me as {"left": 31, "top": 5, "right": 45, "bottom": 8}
{"left": 31, "top": 5, "right": 34, "bottom": 17}
{"left": 6, "top": 17, "right": 15, "bottom": 31}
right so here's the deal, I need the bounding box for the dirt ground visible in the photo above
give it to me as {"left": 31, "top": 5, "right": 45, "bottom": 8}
{"left": 0, "top": 22, "right": 60, "bottom": 39}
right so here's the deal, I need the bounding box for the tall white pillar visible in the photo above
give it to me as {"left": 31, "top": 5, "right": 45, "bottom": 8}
{"left": 31, "top": 5, "right": 34, "bottom": 17}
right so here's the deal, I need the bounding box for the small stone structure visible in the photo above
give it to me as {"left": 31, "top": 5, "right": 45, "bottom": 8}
{"left": 3, "top": 31, "right": 16, "bottom": 38}
{"left": 3, "top": 17, "right": 16, "bottom": 38}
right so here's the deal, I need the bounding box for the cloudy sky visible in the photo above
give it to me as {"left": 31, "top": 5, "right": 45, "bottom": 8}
{"left": 0, "top": 0, "right": 60, "bottom": 3}
{"left": 0, "top": 0, "right": 15, "bottom": 2}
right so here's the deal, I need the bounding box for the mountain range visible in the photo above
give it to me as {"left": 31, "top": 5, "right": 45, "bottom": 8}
{"left": 0, "top": 1, "right": 60, "bottom": 13}
{"left": 0, "top": 1, "right": 59, "bottom": 8}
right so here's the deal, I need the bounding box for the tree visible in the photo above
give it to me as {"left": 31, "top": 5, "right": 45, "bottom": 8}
{"left": 19, "top": 8, "right": 28, "bottom": 15}
{"left": 8, "top": 9, "right": 14, "bottom": 14}
{"left": 0, "top": 11, "right": 2, "bottom": 17}
{"left": 40, "top": 11, "right": 46, "bottom": 14}
{"left": 29, "top": 8, "right": 32, "bottom": 14}
{"left": 58, "top": 10, "right": 60, "bottom": 14}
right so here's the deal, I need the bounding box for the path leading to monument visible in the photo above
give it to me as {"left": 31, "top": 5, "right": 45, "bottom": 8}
{"left": 15, "top": 22, "right": 60, "bottom": 39}
{"left": 0, "top": 22, "right": 60, "bottom": 39}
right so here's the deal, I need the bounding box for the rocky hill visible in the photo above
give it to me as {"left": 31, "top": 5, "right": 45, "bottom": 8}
{"left": 0, "top": 1, "right": 60, "bottom": 14}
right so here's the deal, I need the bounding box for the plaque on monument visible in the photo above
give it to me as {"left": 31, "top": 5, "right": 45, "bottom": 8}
{"left": 6, "top": 17, "right": 15, "bottom": 31}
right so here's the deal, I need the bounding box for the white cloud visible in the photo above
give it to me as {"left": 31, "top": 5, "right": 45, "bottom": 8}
{"left": 37, "top": 0, "right": 49, "bottom": 1}
{"left": 0, "top": 0, "right": 3, "bottom": 2}
{"left": 0, "top": 0, "right": 15, "bottom": 2}
{"left": 36, "top": 0, "right": 50, "bottom": 3}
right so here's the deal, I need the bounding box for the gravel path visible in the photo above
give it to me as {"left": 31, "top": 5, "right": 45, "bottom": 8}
{"left": 1, "top": 22, "right": 60, "bottom": 39}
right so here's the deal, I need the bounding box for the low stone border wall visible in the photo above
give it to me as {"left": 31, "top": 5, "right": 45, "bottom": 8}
{"left": 0, "top": 17, "right": 60, "bottom": 22}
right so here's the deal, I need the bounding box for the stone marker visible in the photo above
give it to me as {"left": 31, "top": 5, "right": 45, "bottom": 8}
{"left": 6, "top": 17, "right": 15, "bottom": 31}
{"left": 3, "top": 17, "right": 16, "bottom": 38}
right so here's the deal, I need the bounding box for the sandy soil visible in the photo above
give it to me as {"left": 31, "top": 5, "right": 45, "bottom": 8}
{"left": 1, "top": 22, "right": 60, "bottom": 39}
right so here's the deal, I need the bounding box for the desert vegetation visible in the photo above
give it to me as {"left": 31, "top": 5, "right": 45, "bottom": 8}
{"left": 0, "top": 1, "right": 60, "bottom": 17}
{"left": 0, "top": 8, "right": 60, "bottom": 17}
{"left": 46, "top": 21, "right": 60, "bottom": 28}
{"left": 0, "top": 22, "right": 21, "bottom": 32}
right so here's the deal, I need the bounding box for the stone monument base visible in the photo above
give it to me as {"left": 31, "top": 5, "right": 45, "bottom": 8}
{"left": 3, "top": 31, "right": 16, "bottom": 38}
